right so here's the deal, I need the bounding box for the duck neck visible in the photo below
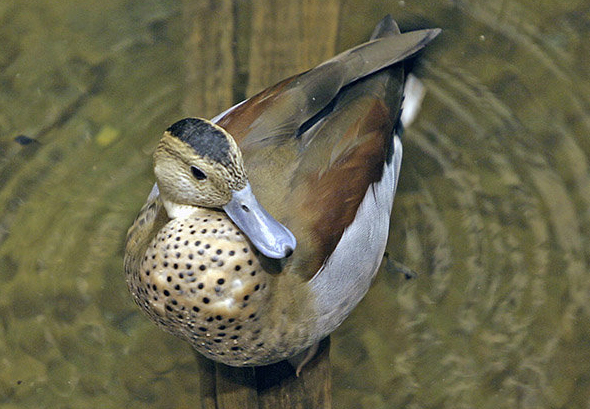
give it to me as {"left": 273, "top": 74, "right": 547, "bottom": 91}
{"left": 161, "top": 198, "right": 200, "bottom": 219}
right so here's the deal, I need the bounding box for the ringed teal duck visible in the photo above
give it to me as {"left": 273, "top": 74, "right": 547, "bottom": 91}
{"left": 124, "top": 16, "right": 440, "bottom": 370}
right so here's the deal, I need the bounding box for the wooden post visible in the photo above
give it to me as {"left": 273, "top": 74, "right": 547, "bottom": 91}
{"left": 257, "top": 338, "right": 331, "bottom": 409}
{"left": 196, "top": 338, "right": 331, "bottom": 408}
{"left": 181, "top": 1, "right": 339, "bottom": 407}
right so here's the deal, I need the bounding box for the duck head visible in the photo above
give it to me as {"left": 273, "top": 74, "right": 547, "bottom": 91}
{"left": 153, "top": 117, "right": 296, "bottom": 259}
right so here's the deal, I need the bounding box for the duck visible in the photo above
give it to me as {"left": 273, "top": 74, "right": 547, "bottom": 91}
{"left": 124, "top": 15, "right": 440, "bottom": 372}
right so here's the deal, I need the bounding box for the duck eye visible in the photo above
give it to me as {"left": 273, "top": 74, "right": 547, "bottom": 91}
{"left": 190, "top": 166, "right": 207, "bottom": 180}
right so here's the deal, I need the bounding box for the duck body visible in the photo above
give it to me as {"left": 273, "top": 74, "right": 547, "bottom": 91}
{"left": 125, "top": 16, "right": 440, "bottom": 367}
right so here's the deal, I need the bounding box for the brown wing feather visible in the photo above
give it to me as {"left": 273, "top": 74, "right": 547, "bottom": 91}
{"left": 289, "top": 98, "right": 395, "bottom": 276}
{"left": 215, "top": 75, "right": 298, "bottom": 145}
{"left": 217, "top": 69, "right": 404, "bottom": 280}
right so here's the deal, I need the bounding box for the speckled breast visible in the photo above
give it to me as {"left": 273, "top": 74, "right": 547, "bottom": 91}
{"left": 129, "top": 209, "right": 276, "bottom": 366}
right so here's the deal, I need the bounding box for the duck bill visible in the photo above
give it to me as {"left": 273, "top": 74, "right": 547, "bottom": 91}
{"left": 223, "top": 183, "right": 296, "bottom": 259}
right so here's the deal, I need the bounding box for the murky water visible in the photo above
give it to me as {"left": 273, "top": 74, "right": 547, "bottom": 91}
{"left": 1, "top": 0, "right": 589, "bottom": 408}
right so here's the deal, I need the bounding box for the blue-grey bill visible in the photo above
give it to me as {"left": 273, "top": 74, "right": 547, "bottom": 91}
{"left": 222, "top": 183, "right": 296, "bottom": 259}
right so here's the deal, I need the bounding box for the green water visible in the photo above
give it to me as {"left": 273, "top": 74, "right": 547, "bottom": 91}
{"left": 1, "top": 0, "right": 589, "bottom": 408}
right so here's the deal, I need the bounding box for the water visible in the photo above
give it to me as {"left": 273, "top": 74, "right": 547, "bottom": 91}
{"left": 1, "top": 0, "right": 589, "bottom": 408}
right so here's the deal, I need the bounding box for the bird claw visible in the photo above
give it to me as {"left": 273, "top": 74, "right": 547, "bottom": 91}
{"left": 383, "top": 251, "right": 419, "bottom": 279}
{"left": 288, "top": 342, "right": 320, "bottom": 377}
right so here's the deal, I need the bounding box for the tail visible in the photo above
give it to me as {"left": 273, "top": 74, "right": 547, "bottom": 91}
{"left": 281, "top": 16, "right": 440, "bottom": 138}
{"left": 315, "top": 19, "right": 440, "bottom": 89}
{"left": 370, "top": 15, "right": 428, "bottom": 131}
{"left": 370, "top": 14, "right": 401, "bottom": 38}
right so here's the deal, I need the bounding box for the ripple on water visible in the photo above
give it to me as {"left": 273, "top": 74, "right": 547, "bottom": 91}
{"left": 1, "top": 0, "right": 590, "bottom": 408}
{"left": 334, "top": 3, "right": 590, "bottom": 406}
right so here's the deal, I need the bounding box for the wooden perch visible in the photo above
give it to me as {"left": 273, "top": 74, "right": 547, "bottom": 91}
{"left": 181, "top": 0, "right": 339, "bottom": 407}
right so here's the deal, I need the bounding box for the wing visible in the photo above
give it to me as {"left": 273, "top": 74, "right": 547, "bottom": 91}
{"left": 214, "top": 23, "right": 440, "bottom": 148}
{"left": 214, "top": 17, "right": 438, "bottom": 278}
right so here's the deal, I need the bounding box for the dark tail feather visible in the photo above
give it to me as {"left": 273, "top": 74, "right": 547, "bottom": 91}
{"left": 370, "top": 14, "right": 401, "bottom": 39}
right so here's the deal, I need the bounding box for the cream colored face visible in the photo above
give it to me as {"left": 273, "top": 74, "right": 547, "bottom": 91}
{"left": 153, "top": 119, "right": 247, "bottom": 209}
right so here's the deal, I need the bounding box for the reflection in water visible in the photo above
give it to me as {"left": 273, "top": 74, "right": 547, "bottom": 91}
{"left": 0, "top": 0, "right": 589, "bottom": 407}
